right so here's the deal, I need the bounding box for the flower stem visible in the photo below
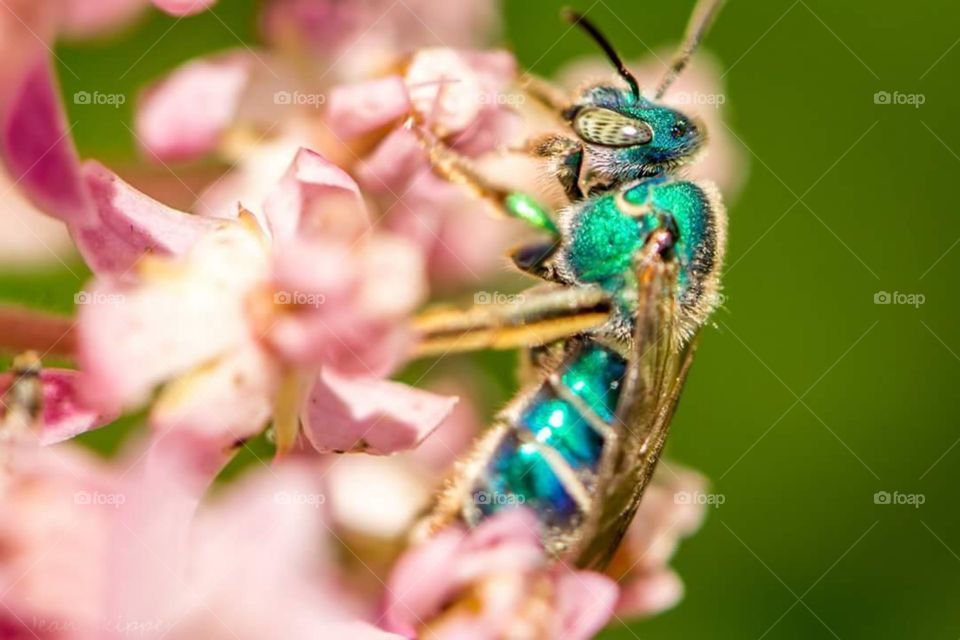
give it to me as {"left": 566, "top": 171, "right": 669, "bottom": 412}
{"left": 0, "top": 305, "right": 76, "bottom": 359}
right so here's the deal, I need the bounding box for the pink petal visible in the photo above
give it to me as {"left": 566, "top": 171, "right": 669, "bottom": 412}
{"left": 615, "top": 569, "right": 684, "bottom": 618}
{"left": 263, "top": 147, "right": 368, "bottom": 243}
{"left": 1, "top": 59, "right": 91, "bottom": 225}
{"left": 73, "top": 160, "right": 226, "bottom": 273}
{"left": 150, "top": 344, "right": 279, "bottom": 451}
{"left": 405, "top": 48, "right": 484, "bottom": 136}
{"left": 151, "top": 0, "right": 216, "bottom": 16}
{"left": 136, "top": 53, "right": 253, "bottom": 162}
{"left": 383, "top": 509, "right": 545, "bottom": 636}
{"left": 302, "top": 369, "right": 457, "bottom": 455}
{"left": 76, "top": 225, "right": 267, "bottom": 412}
{"left": 325, "top": 76, "right": 410, "bottom": 139}
{"left": 554, "top": 568, "right": 620, "bottom": 639}
{"left": 356, "top": 127, "right": 426, "bottom": 194}
{"left": 60, "top": 0, "right": 149, "bottom": 39}
{"left": 382, "top": 526, "right": 465, "bottom": 636}
{"left": 0, "top": 369, "right": 116, "bottom": 444}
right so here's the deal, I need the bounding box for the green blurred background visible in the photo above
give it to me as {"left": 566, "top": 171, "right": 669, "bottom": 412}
{"left": 2, "top": 0, "right": 957, "bottom": 637}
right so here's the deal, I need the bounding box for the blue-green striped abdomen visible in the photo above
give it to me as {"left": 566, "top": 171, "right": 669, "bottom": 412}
{"left": 473, "top": 342, "right": 627, "bottom": 527}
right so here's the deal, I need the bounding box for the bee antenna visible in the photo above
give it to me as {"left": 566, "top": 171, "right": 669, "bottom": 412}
{"left": 655, "top": 0, "right": 725, "bottom": 99}
{"left": 562, "top": 8, "right": 641, "bottom": 100}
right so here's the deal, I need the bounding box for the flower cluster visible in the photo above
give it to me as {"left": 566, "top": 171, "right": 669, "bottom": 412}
{"left": 0, "top": 1, "right": 740, "bottom": 638}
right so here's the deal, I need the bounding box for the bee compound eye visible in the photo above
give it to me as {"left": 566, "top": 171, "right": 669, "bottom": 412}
{"left": 573, "top": 108, "right": 653, "bottom": 147}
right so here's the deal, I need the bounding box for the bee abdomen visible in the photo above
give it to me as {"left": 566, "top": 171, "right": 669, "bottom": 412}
{"left": 466, "top": 341, "right": 627, "bottom": 534}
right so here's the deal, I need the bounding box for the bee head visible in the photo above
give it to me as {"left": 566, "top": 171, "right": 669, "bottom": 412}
{"left": 560, "top": 5, "right": 721, "bottom": 181}
{"left": 566, "top": 86, "right": 705, "bottom": 176}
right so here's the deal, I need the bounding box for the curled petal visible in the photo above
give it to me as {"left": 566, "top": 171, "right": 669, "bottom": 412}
{"left": 325, "top": 76, "right": 410, "bottom": 139}
{"left": 1, "top": 60, "right": 91, "bottom": 225}
{"left": 151, "top": 0, "right": 216, "bottom": 16}
{"left": 136, "top": 53, "right": 253, "bottom": 162}
{"left": 74, "top": 161, "right": 226, "bottom": 273}
{"left": 263, "top": 147, "right": 368, "bottom": 242}
{"left": 302, "top": 369, "right": 457, "bottom": 455}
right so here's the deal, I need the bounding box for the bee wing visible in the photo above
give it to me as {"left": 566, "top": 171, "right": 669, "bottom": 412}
{"left": 573, "top": 253, "right": 699, "bottom": 569}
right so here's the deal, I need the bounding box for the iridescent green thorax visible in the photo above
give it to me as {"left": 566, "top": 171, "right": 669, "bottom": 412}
{"left": 567, "top": 195, "right": 645, "bottom": 282}
{"left": 566, "top": 176, "right": 715, "bottom": 304}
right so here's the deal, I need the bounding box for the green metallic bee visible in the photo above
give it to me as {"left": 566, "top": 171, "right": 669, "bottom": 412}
{"left": 411, "top": 0, "right": 727, "bottom": 570}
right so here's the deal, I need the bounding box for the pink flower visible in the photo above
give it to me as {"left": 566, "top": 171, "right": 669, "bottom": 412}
{"left": 133, "top": 20, "right": 525, "bottom": 287}
{"left": 0, "top": 441, "right": 402, "bottom": 639}
{"left": 382, "top": 509, "right": 619, "bottom": 640}
{"left": 260, "top": 0, "right": 499, "bottom": 76}
{"left": 151, "top": 0, "right": 216, "bottom": 17}
{"left": 329, "top": 47, "right": 526, "bottom": 288}
{"left": 74, "top": 147, "right": 455, "bottom": 465}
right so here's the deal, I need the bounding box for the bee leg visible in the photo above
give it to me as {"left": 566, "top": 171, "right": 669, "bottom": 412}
{"left": 509, "top": 239, "right": 562, "bottom": 281}
{"left": 408, "top": 122, "right": 560, "bottom": 236}
{"left": 411, "top": 286, "right": 612, "bottom": 358}
{"left": 528, "top": 133, "right": 586, "bottom": 202}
